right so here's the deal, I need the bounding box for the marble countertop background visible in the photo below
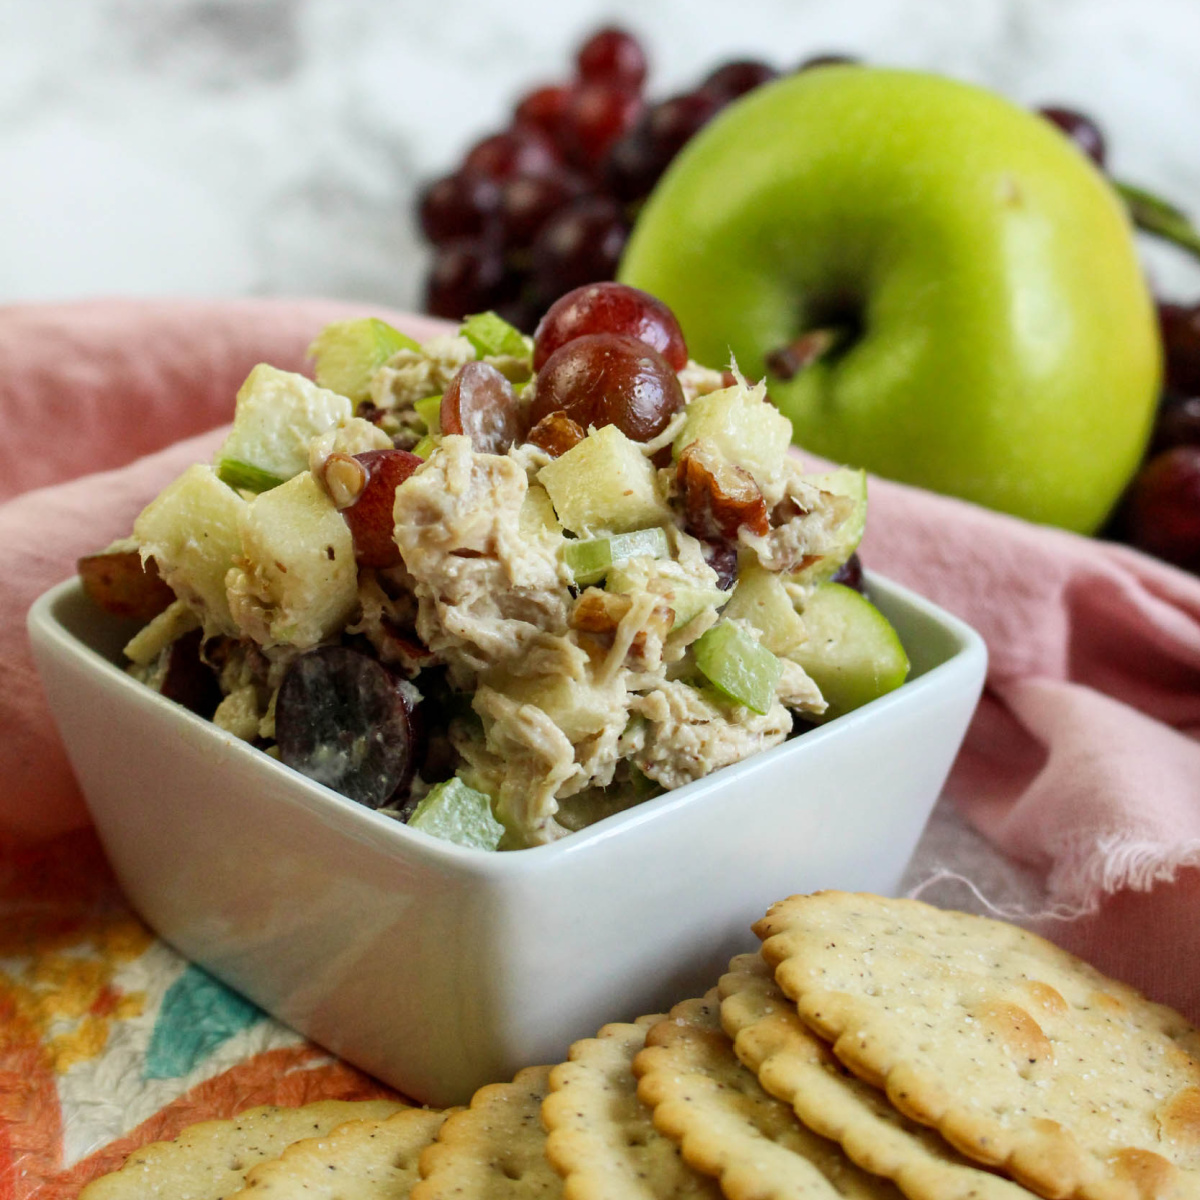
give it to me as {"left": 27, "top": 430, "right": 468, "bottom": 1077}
{"left": 2, "top": 0, "right": 1199, "bottom": 309}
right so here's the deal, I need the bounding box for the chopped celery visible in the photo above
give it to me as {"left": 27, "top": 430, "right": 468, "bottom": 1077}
{"left": 461, "top": 311, "right": 529, "bottom": 360}
{"left": 408, "top": 778, "right": 504, "bottom": 850}
{"left": 308, "top": 317, "right": 419, "bottom": 402}
{"left": 693, "top": 620, "right": 783, "bottom": 715}
{"left": 412, "top": 435, "right": 439, "bottom": 460}
{"left": 414, "top": 394, "right": 443, "bottom": 434}
{"left": 561, "top": 527, "right": 671, "bottom": 585}
{"left": 217, "top": 457, "right": 287, "bottom": 494}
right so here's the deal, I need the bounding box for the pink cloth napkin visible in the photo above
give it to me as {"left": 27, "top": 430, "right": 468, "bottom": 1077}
{"left": 3, "top": 300, "right": 1199, "bottom": 1013}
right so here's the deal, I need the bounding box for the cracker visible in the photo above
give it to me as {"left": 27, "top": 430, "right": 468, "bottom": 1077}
{"left": 79, "top": 1100, "right": 406, "bottom": 1200}
{"left": 755, "top": 892, "right": 1200, "bottom": 1200}
{"left": 633, "top": 989, "right": 901, "bottom": 1200}
{"left": 543, "top": 1012, "right": 722, "bottom": 1198}
{"left": 720, "top": 952, "right": 1036, "bottom": 1200}
{"left": 231, "top": 1106, "right": 450, "bottom": 1197}
{"left": 411, "top": 1064, "right": 561, "bottom": 1198}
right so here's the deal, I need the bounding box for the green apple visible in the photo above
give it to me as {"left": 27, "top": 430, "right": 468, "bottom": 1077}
{"left": 792, "top": 582, "right": 910, "bottom": 721}
{"left": 619, "top": 67, "right": 1160, "bottom": 534}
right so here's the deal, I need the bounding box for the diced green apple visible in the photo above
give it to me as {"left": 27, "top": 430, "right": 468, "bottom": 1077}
{"left": 693, "top": 620, "right": 783, "bottom": 715}
{"left": 408, "top": 777, "right": 505, "bottom": 850}
{"left": 539, "top": 424, "right": 674, "bottom": 535}
{"left": 226, "top": 471, "right": 358, "bottom": 649}
{"left": 308, "top": 317, "right": 419, "bottom": 402}
{"left": 215, "top": 364, "right": 352, "bottom": 484}
{"left": 721, "top": 564, "right": 807, "bottom": 655}
{"left": 133, "top": 464, "right": 247, "bottom": 635}
{"left": 789, "top": 467, "right": 868, "bottom": 585}
{"left": 791, "top": 582, "right": 910, "bottom": 721}
{"left": 561, "top": 526, "right": 670, "bottom": 585}
{"left": 672, "top": 381, "right": 792, "bottom": 490}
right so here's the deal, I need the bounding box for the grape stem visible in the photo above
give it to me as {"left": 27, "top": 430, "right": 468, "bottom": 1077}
{"left": 764, "top": 326, "right": 850, "bottom": 381}
{"left": 1116, "top": 181, "right": 1200, "bottom": 263}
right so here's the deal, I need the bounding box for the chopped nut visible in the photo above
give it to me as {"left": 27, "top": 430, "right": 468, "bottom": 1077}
{"left": 677, "top": 441, "right": 769, "bottom": 539}
{"left": 322, "top": 453, "right": 368, "bottom": 509}
{"left": 527, "top": 410, "right": 586, "bottom": 457}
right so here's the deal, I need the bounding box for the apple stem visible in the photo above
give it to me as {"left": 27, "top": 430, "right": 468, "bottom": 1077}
{"left": 765, "top": 326, "right": 849, "bottom": 381}
{"left": 1116, "top": 181, "right": 1200, "bottom": 263}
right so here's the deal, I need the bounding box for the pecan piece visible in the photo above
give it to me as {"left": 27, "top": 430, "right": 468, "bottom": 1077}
{"left": 677, "top": 441, "right": 769, "bottom": 540}
{"left": 570, "top": 587, "right": 672, "bottom": 650}
{"left": 527, "top": 410, "right": 586, "bottom": 457}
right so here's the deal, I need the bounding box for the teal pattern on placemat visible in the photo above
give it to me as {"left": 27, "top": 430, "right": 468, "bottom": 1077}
{"left": 144, "top": 964, "right": 263, "bottom": 1079}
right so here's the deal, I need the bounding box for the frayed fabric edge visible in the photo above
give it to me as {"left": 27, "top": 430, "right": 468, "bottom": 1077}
{"left": 1045, "top": 832, "right": 1200, "bottom": 910}
{"left": 908, "top": 837, "right": 1200, "bottom": 927}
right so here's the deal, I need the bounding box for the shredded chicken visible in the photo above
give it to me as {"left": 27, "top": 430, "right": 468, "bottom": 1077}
{"left": 630, "top": 680, "right": 792, "bottom": 790}
{"left": 392, "top": 436, "right": 572, "bottom": 686}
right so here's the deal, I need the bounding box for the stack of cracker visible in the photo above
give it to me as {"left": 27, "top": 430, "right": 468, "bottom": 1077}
{"left": 82, "top": 893, "right": 1200, "bottom": 1200}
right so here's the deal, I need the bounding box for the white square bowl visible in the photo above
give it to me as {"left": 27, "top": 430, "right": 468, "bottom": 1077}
{"left": 29, "top": 571, "right": 985, "bottom": 1106}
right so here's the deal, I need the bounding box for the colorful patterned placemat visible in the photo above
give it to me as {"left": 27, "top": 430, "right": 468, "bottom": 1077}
{"left": 0, "top": 831, "right": 399, "bottom": 1200}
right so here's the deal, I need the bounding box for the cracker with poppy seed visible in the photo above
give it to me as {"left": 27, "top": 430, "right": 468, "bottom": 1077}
{"left": 755, "top": 892, "right": 1200, "bottom": 1200}
{"left": 542, "top": 1012, "right": 721, "bottom": 1199}
{"left": 633, "top": 990, "right": 900, "bottom": 1200}
{"left": 231, "top": 1106, "right": 451, "bottom": 1198}
{"left": 79, "top": 1100, "right": 406, "bottom": 1200}
{"left": 719, "top": 952, "right": 1037, "bottom": 1200}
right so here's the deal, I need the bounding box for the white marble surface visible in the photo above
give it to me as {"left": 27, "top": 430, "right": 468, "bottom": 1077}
{"left": 2, "top": 0, "right": 1199, "bottom": 308}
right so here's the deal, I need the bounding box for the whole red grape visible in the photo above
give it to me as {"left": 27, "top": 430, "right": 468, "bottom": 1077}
{"left": 533, "top": 281, "right": 688, "bottom": 370}
{"left": 514, "top": 83, "right": 574, "bottom": 147}
{"left": 701, "top": 59, "right": 778, "bottom": 103}
{"left": 562, "top": 82, "right": 643, "bottom": 172}
{"left": 1159, "top": 302, "right": 1200, "bottom": 396}
{"left": 463, "top": 128, "right": 560, "bottom": 182}
{"left": 1123, "top": 446, "right": 1200, "bottom": 569}
{"left": 530, "top": 196, "right": 628, "bottom": 301}
{"left": 418, "top": 171, "right": 500, "bottom": 245}
{"left": 531, "top": 332, "right": 684, "bottom": 442}
{"left": 576, "top": 26, "right": 647, "bottom": 91}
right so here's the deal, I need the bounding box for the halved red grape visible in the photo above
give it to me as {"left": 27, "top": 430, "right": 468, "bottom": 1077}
{"left": 533, "top": 281, "right": 688, "bottom": 370}
{"left": 276, "top": 645, "right": 418, "bottom": 809}
{"left": 441, "top": 360, "right": 528, "bottom": 453}
{"left": 161, "top": 629, "right": 222, "bottom": 717}
{"left": 576, "top": 26, "right": 647, "bottom": 91}
{"left": 337, "top": 449, "right": 423, "bottom": 569}
{"left": 531, "top": 332, "right": 684, "bottom": 442}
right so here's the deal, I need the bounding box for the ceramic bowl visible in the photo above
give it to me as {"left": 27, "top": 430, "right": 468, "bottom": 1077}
{"left": 29, "top": 571, "right": 985, "bottom": 1105}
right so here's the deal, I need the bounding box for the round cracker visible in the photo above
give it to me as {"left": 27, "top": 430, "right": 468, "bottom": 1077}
{"left": 543, "top": 1012, "right": 721, "bottom": 1199}
{"left": 719, "top": 952, "right": 1036, "bottom": 1200}
{"left": 411, "top": 1064, "right": 561, "bottom": 1198}
{"left": 79, "top": 1100, "right": 407, "bottom": 1200}
{"left": 755, "top": 892, "right": 1200, "bottom": 1200}
{"left": 633, "top": 989, "right": 902, "bottom": 1200}
{"left": 231, "top": 1106, "right": 451, "bottom": 1197}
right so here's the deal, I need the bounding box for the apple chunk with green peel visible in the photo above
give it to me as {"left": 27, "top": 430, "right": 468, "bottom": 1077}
{"left": 791, "top": 582, "right": 910, "bottom": 722}
{"left": 620, "top": 67, "right": 1160, "bottom": 534}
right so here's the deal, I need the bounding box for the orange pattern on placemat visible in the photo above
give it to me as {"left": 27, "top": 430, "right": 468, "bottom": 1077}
{"left": 23, "top": 1043, "right": 405, "bottom": 1200}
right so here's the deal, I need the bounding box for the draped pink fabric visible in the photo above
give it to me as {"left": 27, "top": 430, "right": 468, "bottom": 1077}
{"left": 3, "top": 300, "right": 1199, "bottom": 1010}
